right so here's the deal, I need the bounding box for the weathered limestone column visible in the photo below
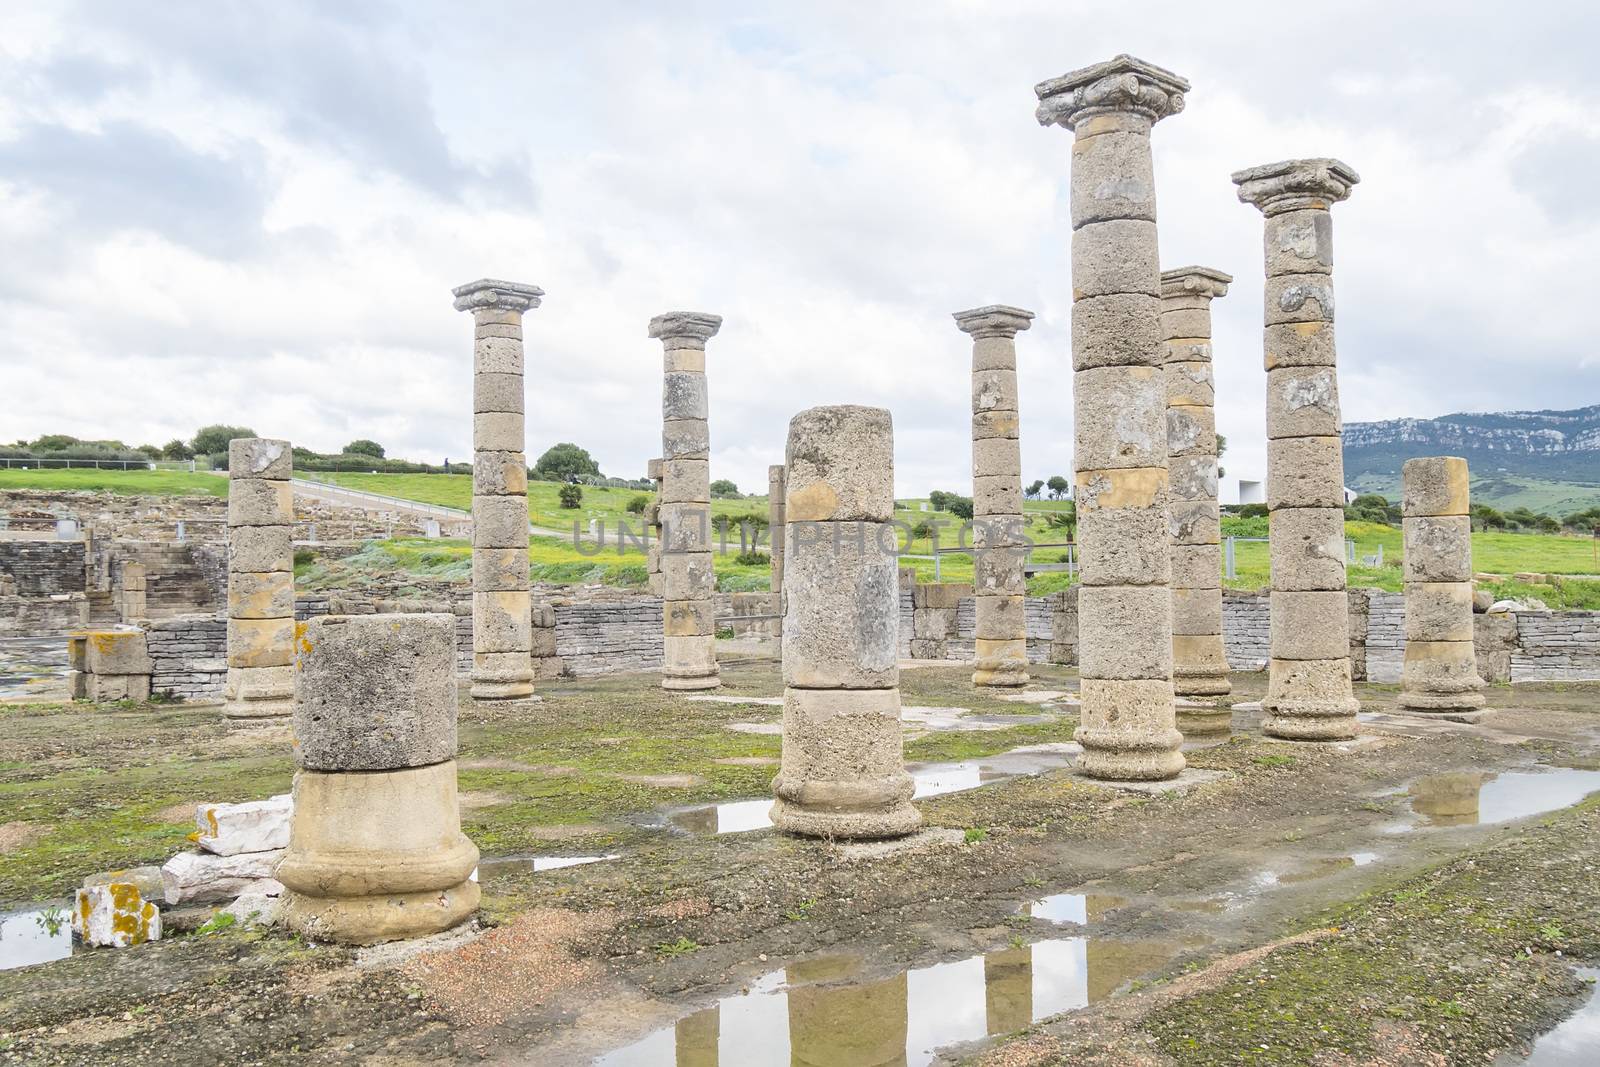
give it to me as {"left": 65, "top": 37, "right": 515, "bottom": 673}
{"left": 651, "top": 312, "right": 722, "bottom": 691}
{"left": 773, "top": 405, "right": 920, "bottom": 839}
{"left": 1036, "top": 54, "right": 1187, "bottom": 780}
{"left": 957, "top": 304, "right": 1034, "bottom": 688}
{"left": 453, "top": 278, "right": 541, "bottom": 701}
{"left": 1234, "top": 159, "right": 1361, "bottom": 740}
{"left": 1400, "top": 457, "right": 1485, "bottom": 712}
{"left": 278, "top": 614, "right": 478, "bottom": 944}
{"left": 224, "top": 438, "right": 295, "bottom": 718}
{"left": 1161, "top": 267, "right": 1233, "bottom": 730}
{"left": 768, "top": 463, "right": 787, "bottom": 594}
{"left": 645, "top": 457, "right": 665, "bottom": 598}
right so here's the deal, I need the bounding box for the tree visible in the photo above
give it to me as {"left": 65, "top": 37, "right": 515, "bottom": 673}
{"left": 136, "top": 444, "right": 163, "bottom": 459}
{"left": 1216, "top": 433, "right": 1228, "bottom": 479}
{"left": 558, "top": 483, "right": 583, "bottom": 508}
{"left": 1025, "top": 479, "right": 1045, "bottom": 500}
{"left": 948, "top": 496, "right": 974, "bottom": 520}
{"left": 28, "top": 434, "right": 80, "bottom": 452}
{"left": 710, "top": 478, "right": 740, "bottom": 499}
{"left": 191, "top": 424, "right": 257, "bottom": 455}
{"left": 161, "top": 439, "right": 194, "bottom": 460}
{"left": 1046, "top": 474, "right": 1070, "bottom": 500}
{"left": 532, "top": 442, "right": 601, "bottom": 481}
{"left": 344, "top": 439, "right": 385, "bottom": 458}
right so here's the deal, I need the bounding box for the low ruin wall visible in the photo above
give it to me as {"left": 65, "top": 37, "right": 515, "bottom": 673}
{"left": 0, "top": 541, "right": 86, "bottom": 597}
{"left": 147, "top": 615, "right": 227, "bottom": 702}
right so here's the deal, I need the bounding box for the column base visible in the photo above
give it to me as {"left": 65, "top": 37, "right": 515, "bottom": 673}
{"left": 973, "top": 638, "right": 1029, "bottom": 688}
{"left": 280, "top": 880, "right": 479, "bottom": 945}
{"left": 770, "top": 797, "right": 922, "bottom": 841}
{"left": 972, "top": 666, "right": 1030, "bottom": 688}
{"left": 470, "top": 679, "right": 537, "bottom": 701}
{"left": 1175, "top": 701, "right": 1234, "bottom": 736}
{"left": 223, "top": 665, "right": 294, "bottom": 718}
{"left": 1263, "top": 658, "right": 1360, "bottom": 740}
{"left": 662, "top": 671, "right": 721, "bottom": 692}
{"left": 1075, "top": 679, "right": 1185, "bottom": 781}
{"left": 1173, "top": 671, "right": 1232, "bottom": 698}
{"left": 1398, "top": 689, "right": 1487, "bottom": 712}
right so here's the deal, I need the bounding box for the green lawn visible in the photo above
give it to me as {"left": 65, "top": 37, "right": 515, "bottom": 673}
{"left": 0, "top": 468, "right": 226, "bottom": 497}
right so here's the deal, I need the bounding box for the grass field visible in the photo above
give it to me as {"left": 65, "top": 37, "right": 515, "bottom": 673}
{"left": 0, "top": 468, "right": 225, "bottom": 497}
{"left": 1348, "top": 470, "right": 1600, "bottom": 515}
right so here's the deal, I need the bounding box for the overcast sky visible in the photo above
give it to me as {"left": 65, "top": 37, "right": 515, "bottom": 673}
{"left": 3, "top": 2, "right": 1596, "bottom": 500}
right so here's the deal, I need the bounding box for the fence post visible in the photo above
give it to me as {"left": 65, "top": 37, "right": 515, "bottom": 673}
{"left": 1346, "top": 538, "right": 1356, "bottom": 564}
{"left": 1225, "top": 536, "right": 1236, "bottom": 579}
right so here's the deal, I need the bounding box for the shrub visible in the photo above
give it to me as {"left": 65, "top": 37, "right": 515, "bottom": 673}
{"left": 734, "top": 550, "right": 770, "bottom": 566}
{"left": 948, "top": 496, "right": 974, "bottom": 520}
{"left": 533, "top": 442, "right": 601, "bottom": 481}
{"left": 1237, "top": 503, "right": 1269, "bottom": 519}
{"left": 558, "top": 483, "right": 583, "bottom": 508}
{"left": 626, "top": 494, "right": 650, "bottom": 514}
{"left": 710, "top": 478, "right": 740, "bottom": 498}
{"left": 344, "top": 439, "right": 385, "bottom": 458}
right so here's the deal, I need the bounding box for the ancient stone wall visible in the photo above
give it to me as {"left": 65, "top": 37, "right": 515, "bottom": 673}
{"left": 147, "top": 615, "right": 227, "bottom": 702}
{"left": 0, "top": 541, "right": 86, "bottom": 596}
{"left": 1511, "top": 612, "right": 1600, "bottom": 681}
{"left": 1222, "top": 590, "right": 1270, "bottom": 670}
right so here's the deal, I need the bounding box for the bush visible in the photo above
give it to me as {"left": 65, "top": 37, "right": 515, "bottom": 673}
{"left": 192, "top": 424, "right": 257, "bottom": 455}
{"left": 344, "top": 439, "right": 385, "bottom": 458}
{"left": 533, "top": 442, "right": 601, "bottom": 481}
{"left": 1237, "top": 503, "right": 1269, "bottom": 519}
{"left": 734, "top": 550, "right": 770, "bottom": 566}
{"left": 710, "top": 479, "right": 740, "bottom": 499}
{"left": 948, "top": 496, "right": 974, "bottom": 520}
{"left": 558, "top": 483, "right": 583, "bottom": 508}
{"left": 626, "top": 494, "right": 650, "bottom": 514}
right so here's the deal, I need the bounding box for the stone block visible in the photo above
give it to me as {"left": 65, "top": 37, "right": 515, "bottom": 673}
{"left": 1405, "top": 581, "right": 1475, "bottom": 642}
{"left": 972, "top": 473, "right": 1023, "bottom": 518}
{"left": 660, "top": 459, "right": 711, "bottom": 504}
{"left": 972, "top": 436, "right": 1021, "bottom": 482}
{"left": 1265, "top": 274, "right": 1335, "bottom": 325}
{"left": 472, "top": 547, "right": 529, "bottom": 592}
{"left": 472, "top": 451, "right": 528, "bottom": 497}
{"left": 1167, "top": 403, "right": 1216, "bottom": 458}
{"left": 1265, "top": 366, "right": 1341, "bottom": 440}
{"left": 227, "top": 479, "right": 295, "bottom": 527}
{"left": 1268, "top": 506, "right": 1347, "bottom": 591}
{"left": 294, "top": 614, "right": 458, "bottom": 772}
{"left": 1074, "top": 678, "right": 1185, "bottom": 781}
{"left": 662, "top": 372, "right": 709, "bottom": 421}
{"left": 473, "top": 495, "right": 529, "bottom": 548}
{"left": 664, "top": 599, "right": 715, "bottom": 637}
{"left": 1169, "top": 455, "right": 1218, "bottom": 506}
{"left": 473, "top": 411, "right": 525, "bottom": 454}
{"left": 1263, "top": 321, "right": 1337, "bottom": 370}
{"left": 473, "top": 371, "right": 525, "bottom": 415}
{"left": 1403, "top": 515, "right": 1472, "bottom": 583}
{"left": 1070, "top": 131, "right": 1156, "bottom": 227}
{"left": 1264, "top": 208, "right": 1333, "bottom": 276}
{"left": 972, "top": 409, "right": 1020, "bottom": 441}
{"left": 663, "top": 634, "right": 718, "bottom": 672}
{"left": 86, "top": 673, "right": 152, "bottom": 702}
{"left": 972, "top": 369, "right": 1020, "bottom": 417}
{"left": 661, "top": 550, "right": 716, "bottom": 600}
{"left": 970, "top": 515, "right": 1028, "bottom": 549}
{"left": 82, "top": 866, "right": 164, "bottom": 901}
{"left": 1401, "top": 456, "right": 1470, "bottom": 518}
{"left": 1168, "top": 499, "right": 1220, "bottom": 547}
{"left": 662, "top": 417, "right": 711, "bottom": 461}
{"left": 1077, "top": 498, "right": 1170, "bottom": 586}
{"left": 1071, "top": 218, "right": 1159, "bottom": 298}
{"left": 228, "top": 617, "right": 295, "bottom": 668}
{"left": 229, "top": 525, "right": 292, "bottom": 574}
{"left": 975, "top": 593, "right": 1026, "bottom": 640}
{"left": 1163, "top": 357, "right": 1214, "bottom": 406}
{"left": 1400, "top": 640, "right": 1484, "bottom": 706}
{"left": 195, "top": 794, "right": 292, "bottom": 856}
{"left": 1172, "top": 543, "right": 1221, "bottom": 589}
{"left": 664, "top": 348, "right": 705, "bottom": 373}
{"left": 784, "top": 406, "right": 895, "bottom": 523}
{"left": 1263, "top": 658, "right": 1359, "bottom": 738}
{"left": 1160, "top": 307, "right": 1211, "bottom": 341}
{"left": 1071, "top": 293, "right": 1164, "bottom": 370}
{"left": 973, "top": 547, "right": 1027, "bottom": 597}
{"left": 657, "top": 503, "right": 713, "bottom": 553}
{"left": 161, "top": 849, "right": 284, "bottom": 905}
{"left": 1172, "top": 585, "right": 1223, "bottom": 637}
{"left": 73, "top": 884, "right": 160, "bottom": 948}
{"left": 228, "top": 438, "right": 292, "bottom": 481}
{"left": 1267, "top": 436, "right": 1344, "bottom": 508}
{"left": 228, "top": 571, "right": 295, "bottom": 619}
{"left": 1269, "top": 590, "right": 1351, "bottom": 660}
{"left": 83, "top": 630, "right": 151, "bottom": 675}
{"left": 971, "top": 335, "right": 1019, "bottom": 372}
{"left": 1073, "top": 364, "right": 1165, "bottom": 469}
{"left": 472, "top": 590, "right": 533, "bottom": 654}
{"left": 783, "top": 524, "right": 899, "bottom": 689}
{"left": 1078, "top": 584, "right": 1172, "bottom": 680}
{"left": 474, "top": 334, "right": 524, "bottom": 376}
{"left": 911, "top": 582, "right": 970, "bottom": 610}
{"left": 473, "top": 649, "right": 533, "bottom": 686}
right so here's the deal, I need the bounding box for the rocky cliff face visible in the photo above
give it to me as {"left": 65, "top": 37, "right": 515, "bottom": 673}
{"left": 1344, "top": 405, "right": 1600, "bottom": 485}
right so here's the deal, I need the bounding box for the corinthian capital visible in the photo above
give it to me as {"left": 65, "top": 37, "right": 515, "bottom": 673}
{"left": 953, "top": 305, "right": 1035, "bottom": 340}
{"left": 1035, "top": 54, "right": 1189, "bottom": 131}
{"left": 1232, "top": 159, "right": 1360, "bottom": 216}
{"left": 452, "top": 278, "right": 544, "bottom": 313}
{"left": 1161, "top": 266, "right": 1232, "bottom": 301}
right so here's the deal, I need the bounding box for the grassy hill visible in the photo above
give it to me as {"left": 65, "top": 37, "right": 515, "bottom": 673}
{"left": 0, "top": 468, "right": 226, "bottom": 496}
{"left": 1347, "top": 470, "right": 1600, "bottom": 515}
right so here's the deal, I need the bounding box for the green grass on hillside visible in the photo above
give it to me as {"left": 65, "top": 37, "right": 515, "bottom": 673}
{"left": 0, "top": 468, "right": 226, "bottom": 497}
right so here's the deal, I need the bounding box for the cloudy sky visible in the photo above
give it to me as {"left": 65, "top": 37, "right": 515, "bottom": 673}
{"left": 3, "top": 2, "right": 1596, "bottom": 499}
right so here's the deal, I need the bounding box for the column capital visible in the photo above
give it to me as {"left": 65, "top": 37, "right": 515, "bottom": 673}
{"left": 1232, "top": 159, "right": 1359, "bottom": 216}
{"left": 648, "top": 311, "right": 722, "bottom": 349}
{"left": 452, "top": 278, "right": 543, "bottom": 313}
{"left": 1160, "top": 267, "right": 1232, "bottom": 301}
{"left": 953, "top": 305, "right": 1035, "bottom": 339}
{"left": 1035, "top": 54, "right": 1188, "bottom": 131}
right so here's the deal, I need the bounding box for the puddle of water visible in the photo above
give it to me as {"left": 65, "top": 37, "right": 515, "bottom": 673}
{"left": 0, "top": 905, "right": 74, "bottom": 971}
{"left": 664, "top": 747, "right": 1080, "bottom": 835}
{"left": 0, "top": 637, "right": 70, "bottom": 701}
{"left": 596, "top": 936, "right": 1181, "bottom": 1066}
{"left": 1027, "top": 892, "right": 1128, "bottom": 925}
{"left": 1518, "top": 969, "right": 1600, "bottom": 1065}
{"left": 1403, "top": 768, "right": 1600, "bottom": 830}
{"left": 472, "top": 855, "right": 617, "bottom": 880}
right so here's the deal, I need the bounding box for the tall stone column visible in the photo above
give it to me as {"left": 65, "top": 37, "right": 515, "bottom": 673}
{"left": 224, "top": 437, "right": 295, "bottom": 718}
{"left": 453, "top": 278, "right": 541, "bottom": 701}
{"left": 1035, "top": 54, "right": 1187, "bottom": 780}
{"left": 957, "top": 304, "right": 1034, "bottom": 689}
{"left": 1400, "top": 457, "right": 1485, "bottom": 712}
{"left": 651, "top": 311, "right": 722, "bottom": 691}
{"left": 1160, "top": 267, "right": 1233, "bottom": 731}
{"left": 1233, "top": 159, "right": 1361, "bottom": 740}
{"left": 768, "top": 463, "right": 787, "bottom": 594}
{"left": 773, "top": 405, "right": 920, "bottom": 839}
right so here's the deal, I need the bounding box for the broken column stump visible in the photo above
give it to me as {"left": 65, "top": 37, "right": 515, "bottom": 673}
{"left": 1400, "top": 457, "right": 1485, "bottom": 712}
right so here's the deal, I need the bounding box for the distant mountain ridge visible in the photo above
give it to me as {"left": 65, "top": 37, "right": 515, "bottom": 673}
{"left": 1342, "top": 404, "right": 1600, "bottom": 510}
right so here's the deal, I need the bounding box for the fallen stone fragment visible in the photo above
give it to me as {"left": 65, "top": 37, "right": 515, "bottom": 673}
{"left": 73, "top": 883, "right": 161, "bottom": 947}
{"left": 193, "top": 794, "right": 292, "bottom": 856}
{"left": 82, "top": 865, "right": 164, "bottom": 902}
{"left": 221, "top": 881, "right": 286, "bottom": 927}
{"left": 161, "top": 849, "right": 284, "bottom": 905}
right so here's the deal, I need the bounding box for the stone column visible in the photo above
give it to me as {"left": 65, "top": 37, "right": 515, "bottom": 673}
{"left": 453, "top": 278, "right": 541, "bottom": 701}
{"left": 1035, "top": 54, "right": 1187, "bottom": 780}
{"left": 224, "top": 437, "right": 295, "bottom": 718}
{"left": 768, "top": 463, "right": 787, "bottom": 595}
{"left": 1160, "top": 266, "right": 1233, "bottom": 731}
{"left": 278, "top": 614, "right": 479, "bottom": 944}
{"left": 120, "top": 562, "right": 147, "bottom": 624}
{"left": 957, "top": 304, "right": 1034, "bottom": 688}
{"left": 1233, "top": 159, "right": 1361, "bottom": 740}
{"left": 773, "top": 405, "right": 920, "bottom": 839}
{"left": 651, "top": 312, "right": 722, "bottom": 692}
{"left": 645, "top": 457, "right": 665, "bottom": 597}
{"left": 1400, "top": 457, "right": 1485, "bottom": 712}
